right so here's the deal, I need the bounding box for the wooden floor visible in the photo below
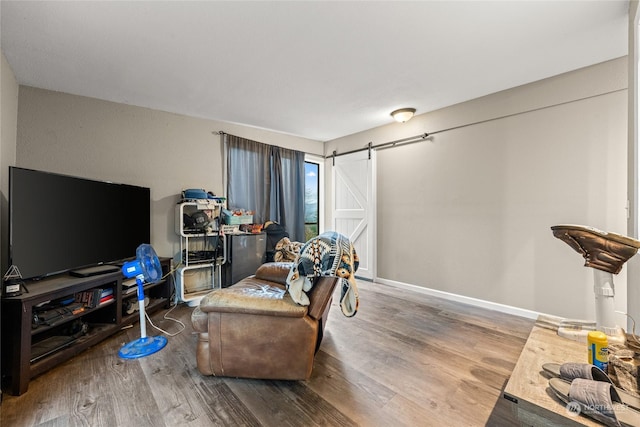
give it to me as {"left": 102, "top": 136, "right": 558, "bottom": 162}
{"left": 0, "top": 280, "right": 534, "bottom": 427}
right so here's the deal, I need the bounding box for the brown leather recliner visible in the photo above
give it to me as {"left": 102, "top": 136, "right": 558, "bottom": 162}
{"left": 191, "top": 262, "right": 339, "bottom": 380}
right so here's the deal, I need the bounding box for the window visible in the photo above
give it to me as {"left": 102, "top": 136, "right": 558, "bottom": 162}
{"left": 304, "top": 161, "right": 320, "bottom": 241}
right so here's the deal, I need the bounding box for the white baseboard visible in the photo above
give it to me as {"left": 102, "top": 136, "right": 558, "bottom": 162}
{"left": 375, "top": 277, "right": 540, "bottom": 320}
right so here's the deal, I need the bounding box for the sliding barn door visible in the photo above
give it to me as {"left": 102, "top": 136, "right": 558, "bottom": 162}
{"left": 331, "top": 150, "right": 376, "bottom": 280}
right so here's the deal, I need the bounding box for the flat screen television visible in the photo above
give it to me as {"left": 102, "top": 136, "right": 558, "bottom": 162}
{"left": 9, "top": 167, "right": 151, "bottom": 281}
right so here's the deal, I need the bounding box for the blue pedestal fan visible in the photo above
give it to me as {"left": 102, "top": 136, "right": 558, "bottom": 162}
{"left": 118, "top": 244, "right": 168, "bottom": 359}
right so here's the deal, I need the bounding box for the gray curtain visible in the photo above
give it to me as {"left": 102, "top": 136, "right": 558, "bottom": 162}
{"left": 226, "top": 134, "right": 305, "bottom": 242}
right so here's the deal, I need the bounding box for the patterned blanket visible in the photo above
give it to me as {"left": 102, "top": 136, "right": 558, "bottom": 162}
{"left": 274, "top": 237, "right": 304, "bottom": 262}
{"left": 286, "top": 231, "right": 359, "bottom": 317}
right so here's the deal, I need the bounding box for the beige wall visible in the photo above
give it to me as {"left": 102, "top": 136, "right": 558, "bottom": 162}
{"left": 326, "top": 57, "right": 628, "bottom": 321}
{"left": 14, "top": 87, "right": 323, "bottom": 258}
{"left": 9, "top": 57, "right": 631, "bottom": 322}
{"left": 1, "top": 52, "right": 19, "bottom": 275}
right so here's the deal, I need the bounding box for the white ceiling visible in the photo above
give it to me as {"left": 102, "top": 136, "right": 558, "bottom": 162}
{"left": 0, "top": 1, "right": 630, "bottom": 142}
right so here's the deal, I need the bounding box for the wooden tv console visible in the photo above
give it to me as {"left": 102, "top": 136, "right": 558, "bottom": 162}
{"left": 1, "top": 258, "right": 173, "bottom": 396}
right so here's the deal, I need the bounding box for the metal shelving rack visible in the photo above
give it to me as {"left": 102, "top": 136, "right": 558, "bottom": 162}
{"left": 175, "top": 199, "right": 225, "bottom": 306}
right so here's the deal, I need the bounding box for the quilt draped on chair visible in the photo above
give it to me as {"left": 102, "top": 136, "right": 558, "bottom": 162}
{"left": 286, "top": 231, "right": 360, "bottom": 317}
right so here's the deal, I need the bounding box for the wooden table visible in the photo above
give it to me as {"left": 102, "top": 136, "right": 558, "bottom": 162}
{"left": 503, "top": 315, "right": 602, "bottom": 426}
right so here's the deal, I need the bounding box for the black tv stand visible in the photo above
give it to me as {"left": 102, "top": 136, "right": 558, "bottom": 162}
{"left": 1, "top": 257, "right": 173, "bottom": 396}
{"left": 69, "top": 265, "right": 120, "bottom": 277}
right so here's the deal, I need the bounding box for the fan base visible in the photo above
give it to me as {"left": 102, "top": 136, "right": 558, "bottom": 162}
{"left": 118, "top": 335, "right": 167, "bottom": 359}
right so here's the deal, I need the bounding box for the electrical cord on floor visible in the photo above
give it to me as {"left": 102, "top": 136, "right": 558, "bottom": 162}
{"left": 144, "top": 262, "right": 186, "bottom": 337}
{"left": 144, "top": 303, "right": 185, "bottom": 337}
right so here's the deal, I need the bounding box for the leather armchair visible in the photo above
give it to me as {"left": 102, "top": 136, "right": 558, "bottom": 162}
{"left": 191, "top": 262, "right": 339, "bottom": 380}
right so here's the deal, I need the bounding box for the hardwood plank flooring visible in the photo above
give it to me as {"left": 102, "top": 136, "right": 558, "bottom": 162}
{"left": 0, "top": 280, "right": 534, "bottom": 426}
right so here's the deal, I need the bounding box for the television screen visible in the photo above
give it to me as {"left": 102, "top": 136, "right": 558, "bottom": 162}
{"left": 9, "top": 167, "right": 151, "bottom": 280}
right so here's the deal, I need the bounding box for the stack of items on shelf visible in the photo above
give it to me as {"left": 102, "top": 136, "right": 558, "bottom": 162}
{"left": 180, "top": 188, "right": 225, "bottom": 204}
{"left": 122, "top": 278, "right": 149, "bottom": 314}
{"left": 222, "top": 208, "right": 256, "bottom": 234}
{"left": 33, "top": 304, "right": 84, "bottom": 327}
{"left": 32, "top": 296, "right": 87, "bottom": 328}
{"left": 179, "top": 189, "right": 225, "bottom": 235}
{"left": 122, "top": 277, "right": 138, "bottom": 296}
{"left": 75, "top": 288, "right": 114, "bottom": 308}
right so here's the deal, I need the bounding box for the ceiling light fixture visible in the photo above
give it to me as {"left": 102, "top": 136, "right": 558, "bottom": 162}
{"left": 391, "top": 108, "right": 416, "bottom": 123}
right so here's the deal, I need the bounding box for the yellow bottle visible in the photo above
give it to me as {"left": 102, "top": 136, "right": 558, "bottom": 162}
{"left": 588, "top": 331, "right": 608, "bottom": 371}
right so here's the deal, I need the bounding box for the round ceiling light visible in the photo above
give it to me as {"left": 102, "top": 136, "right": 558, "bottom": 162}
{"left": 390, "top": 108, "right": 416, "bottom": 123}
